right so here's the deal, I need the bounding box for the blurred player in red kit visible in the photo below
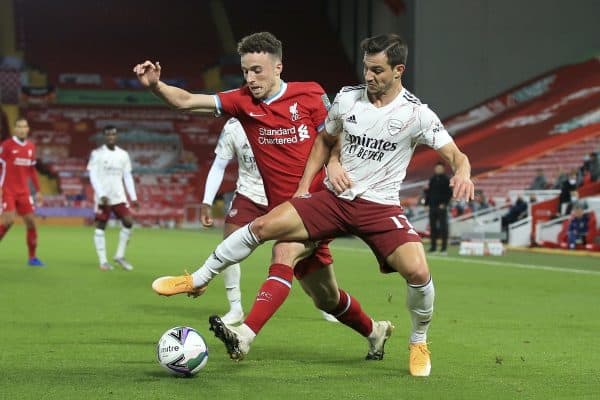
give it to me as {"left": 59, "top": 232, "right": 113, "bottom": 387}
{"left": 0, "top": 117, "right": 45, "bottom": 266}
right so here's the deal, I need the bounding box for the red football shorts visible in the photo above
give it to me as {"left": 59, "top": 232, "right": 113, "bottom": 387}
{"left": 2, "top": 192, "right": 35, "bottom": 215}
{"left": 289, "top": 190, "right": 422, "bottom": 273}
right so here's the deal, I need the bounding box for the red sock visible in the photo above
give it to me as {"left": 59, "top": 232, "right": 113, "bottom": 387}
{"left": 27, "top": 228, "right": 37, "bottom": 258}
{"left": 331, "top": 289, "right": 373, "bottom": 337}
{"left": 244, "top": 263, "right": 294, "bottom": 334}
{"left": 0, "top": 224, "right": 8, "bottom": 240}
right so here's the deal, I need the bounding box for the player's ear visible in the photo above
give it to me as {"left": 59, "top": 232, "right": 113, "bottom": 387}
{"left": 393, "top": 64, "right": 405, "bottom": 79}
{"left": 274, "top": 61, "right": 283, "bottom": 76}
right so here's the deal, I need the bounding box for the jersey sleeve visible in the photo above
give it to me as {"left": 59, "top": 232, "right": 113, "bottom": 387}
{"left": 414, "top": 105, "right": 453, "bottom": 149}
{"left": 214, "top": 88, "right": 244, "bottom": 118}
{"left": 324, "top": 90, "right": 343, "bottom": 136}
{"left": 214, "top": 119, "right": 238, "bottom": 160}
{"left": 307, "top": 83, "right": 329, "bottom": 133}
{"left": 124, "top": 150, "right": 132, "bottom": 173}
{"left": 86, "top": 150, "right": 97, "bottom": 171}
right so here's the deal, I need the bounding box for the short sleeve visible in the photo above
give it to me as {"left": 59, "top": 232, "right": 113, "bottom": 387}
{"left": 215, "top": 88, "right": 243, "bottom": 117}
{"left": 214, "top": 119, "right": 238, "bottom": 160}
{"left": 414, "top": 105, "right": 453, "bottom": 149}
{"left": 324, "top": 91, "right": 343, "bottom": 136}
{"left": 308, "top": 83, "right": 329, "bottom": 132}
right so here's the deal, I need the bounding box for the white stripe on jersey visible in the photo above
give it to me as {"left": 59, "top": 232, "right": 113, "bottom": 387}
{"left": 215, "top": 118, "right": 267, "bottom": 206}
{"left": 324, "top": 87, "right": 453, "bottom": 205}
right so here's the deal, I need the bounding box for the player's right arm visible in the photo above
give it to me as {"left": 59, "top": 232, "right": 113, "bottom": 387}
{"left": 296, "top": 129, "right": 338, "bottom": 196}
{"left": 201, "top": 120, "right": 237, "bottom": 226}
{"left": 201, "top": 157, "right": 230, "bottom": 227}
{"left": 87, "top": 150, "right": 107, "bottom": 204}
{"left": 133, "top": 61, "right": 217, "bottom": 114}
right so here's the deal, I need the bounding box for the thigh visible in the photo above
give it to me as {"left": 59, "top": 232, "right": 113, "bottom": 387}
{"left": 287, "top": 190, "right": 348, "bottom": 240}
{"left": 384, "top": 242, "right": 430, "bottom": 284}
{"left": 111, "top": 203, "right": 132, "bottom": 220}
{"left": 351, "top": 200, "right": 422, "bottom": 273}
{"left": 94, "top": 203, "right": 111, "bottom": 223}
{"left": 252, "top": 201, "right": 310, "bottom": 241}
{"left": 15, "top": 194, "right": 35, "bottom": 216}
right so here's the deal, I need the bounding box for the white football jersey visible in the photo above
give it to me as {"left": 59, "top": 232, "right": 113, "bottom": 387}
{"left": 325, "top": 85, "right": 453, "bottom": 205}
{"left": 87, "top": 145, "right": 133, "bottom": 205}
{"left": 215, "top": 118, "right": 267, "bottom": 206}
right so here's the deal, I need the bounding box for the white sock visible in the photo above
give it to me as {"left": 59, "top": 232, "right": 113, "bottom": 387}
{"left": 406, "top": 277, "right": 435, "bottom": 344}
{"left": 192, "top": 224, "right": 260, "bottom": 287}
{"left": 223, "top": 263, "right": 243, "bottom": 312}
{"left": 115, "top": 227, "right": 132, "bottom": 259}
{"left": 94, "top": 228, "right": 107, "bottom": 265}
{"left": 237, "top": 323, "right": 257, "bottom": 340}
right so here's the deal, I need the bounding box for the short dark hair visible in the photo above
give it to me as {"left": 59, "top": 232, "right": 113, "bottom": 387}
{"left": 360, "top": 34, "right": 407, "bottom": 67}
{"left": 237, "top": 32, "right": 283, "bottom": 60}
{"left": 103, "top": 125, "right": 117, "bottom": 134}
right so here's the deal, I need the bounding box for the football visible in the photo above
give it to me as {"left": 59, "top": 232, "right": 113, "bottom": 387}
{"left": 156, "top": 326, "right": 208, "bottom": 377}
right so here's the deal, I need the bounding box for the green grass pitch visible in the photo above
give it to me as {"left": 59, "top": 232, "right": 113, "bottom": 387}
{"left": 1, "top": 225, "right": 599, "bottom": 399}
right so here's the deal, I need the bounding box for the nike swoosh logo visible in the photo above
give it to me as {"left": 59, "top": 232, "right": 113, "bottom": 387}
{"left": 249, "top": 112, "right": 266, "bottom": 117}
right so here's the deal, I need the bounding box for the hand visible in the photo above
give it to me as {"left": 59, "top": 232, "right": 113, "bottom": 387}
{"left": 200, "top": 203, "right": 213, "bottom": 227}
{"left": 34, "top": 192, "right": 43, "bottom": 206}
{"left": 133, "top": 60, "right": 162, "bottom": 88}
{"left": 450, "top": 175, "right": 475, "bottom": 202}
{"left": 100, "top": 196, "right": 109, "bottom": 206}
{"left": 327, "top": 160, "right": 352, "bottom": 194}
{"left": 131, "top": 200, "right": 140, "bottom": 210}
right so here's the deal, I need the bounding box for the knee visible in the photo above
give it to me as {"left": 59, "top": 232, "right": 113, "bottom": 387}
{"left": 250, "top": 217, "right": 269, "bottom": 241}
{"left": 95, "top": 221, "right": 107, "bottom": 230}
{"left": 403, "top": 261, "right": 430, "bottom": 286}
{"left": 122, "top": 219, "right": 133, "bottom": 229}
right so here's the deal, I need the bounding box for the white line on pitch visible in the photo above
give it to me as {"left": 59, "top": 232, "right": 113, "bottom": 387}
{"left": 331, "top": 245, "right": 600, "bottom": 276}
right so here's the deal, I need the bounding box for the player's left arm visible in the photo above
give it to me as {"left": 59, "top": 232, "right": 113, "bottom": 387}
{"left": 123, "top": 154, "right": 139, "bottom": 208}
{"left": 29, "top": 154, "right": 42, "bottom": 203}
{"left": 436, "top": 141, "right": 474, "bottom": 201}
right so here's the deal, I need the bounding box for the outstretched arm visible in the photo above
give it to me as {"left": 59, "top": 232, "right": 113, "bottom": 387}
{"left": 436, "top": 142, "right": 474, "bottom": 201}
{"left": 295, "top": 130, "right": 339, "bottom": 196}
{"left": 133, "top": 61, "right": 217, "bottom": 114}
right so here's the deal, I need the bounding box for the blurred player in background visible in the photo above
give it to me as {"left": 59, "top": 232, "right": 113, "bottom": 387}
{"left": 0, "top": 117, "right": 45, "bottom": 266}
{"left": 201, "top": 117, "right": 267, "bottom": 325}
{"left": 136, "top": 32, "right": 391, "bottom": 360}
{"left": 87, "top": 125, "right": 138, "bottom": 271}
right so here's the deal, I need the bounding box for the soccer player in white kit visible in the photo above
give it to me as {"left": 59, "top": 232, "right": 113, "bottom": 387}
{"left": 155, "top": 34, "right": 474, "bottom": 376}
{"left": 87, "top": 125, "right": 139, "bottom": 271}
{"left": 201, "top": 118, "right": 269, "bottom": 325}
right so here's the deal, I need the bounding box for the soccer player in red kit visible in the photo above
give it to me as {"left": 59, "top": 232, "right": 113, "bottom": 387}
{"left": 135, "top": 32, "right": 392, "bottom": 360}
{"left": 0, "top": 117, "right": 45, "bottom": 266}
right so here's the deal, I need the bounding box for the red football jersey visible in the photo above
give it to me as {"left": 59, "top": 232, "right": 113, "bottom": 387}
{"left": 0, "top": 137, "right": 40, "bottom": 196}
{"left": 215, "top": 81, "right": 329, "bottom": 207}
